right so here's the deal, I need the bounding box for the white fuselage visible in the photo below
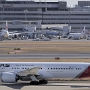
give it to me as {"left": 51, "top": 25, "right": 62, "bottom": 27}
{"left": 0, "top": 62, "right": 90, "bottom": 79}
{"left": 68, "top": 33, "right": 82, "bottom": 39}
{"left": 0, "top": 30, "right": 9, "bottom": 38}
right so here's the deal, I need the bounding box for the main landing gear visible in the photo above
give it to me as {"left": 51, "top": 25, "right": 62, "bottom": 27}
{"left": 30, "top": 75, "right": 48, "bottom": 85}
{"left": 30, "top": 80, "right": 48, "bottom": 85}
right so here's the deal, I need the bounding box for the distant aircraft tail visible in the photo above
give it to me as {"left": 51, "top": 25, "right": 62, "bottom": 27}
{"left": 82, "top": 26, "right": 86, "bottom": 34}
{"left": 6, "top": 21, "right": 8, "bottom": 31}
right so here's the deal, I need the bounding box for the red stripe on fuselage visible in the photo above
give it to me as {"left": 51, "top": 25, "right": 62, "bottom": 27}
{"left": 79, "top": 66, "right": 90, "bottom": 78}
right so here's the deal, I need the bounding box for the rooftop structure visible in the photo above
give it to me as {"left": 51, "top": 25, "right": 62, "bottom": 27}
{"left": 78, "top": 1, "right": 90, "bottom": 7}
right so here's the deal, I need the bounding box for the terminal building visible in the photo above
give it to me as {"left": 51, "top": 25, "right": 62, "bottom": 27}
{"left": 0, "top": 0, "right": 90, "bottom": 32}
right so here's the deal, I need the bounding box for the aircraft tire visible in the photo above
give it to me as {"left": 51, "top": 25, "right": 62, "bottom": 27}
{"left": 39, "top": 80, "right": 48, "bottom": 84}
{"left": 30, "top": 81, "right": 39, "bottom": 85}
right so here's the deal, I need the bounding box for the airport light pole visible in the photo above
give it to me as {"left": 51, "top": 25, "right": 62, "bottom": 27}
{"left": 24, "top": 10, "right": 28, "bottom": 27}
{"left": 69, "top": 8, "right": 70, "bottom": 26}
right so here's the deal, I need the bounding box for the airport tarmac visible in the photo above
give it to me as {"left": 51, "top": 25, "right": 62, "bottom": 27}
{"left": 0, "top": 38, "right": 83, "bottom": 42}
{"left": 0, "top": 81, "right": 90, "bottom": 90}
{"left": 0, "top": 54, "right": 90, "bottom": 59}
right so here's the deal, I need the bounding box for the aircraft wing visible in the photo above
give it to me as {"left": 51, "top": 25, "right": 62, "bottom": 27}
{"left": 9, "top": 31, "right": 41, "bottom": 35}
{"left": 9, "top": 32, "right": 22, "bottom": 36}
{"left": 20, "top": 31, "right": 42, "bottom": 34}
{"left": 17, "top": 66, "right": 41, "bottom": 76}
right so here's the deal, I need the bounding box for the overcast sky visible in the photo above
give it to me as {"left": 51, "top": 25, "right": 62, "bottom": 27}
{"left": 7, "top": 0, "right": 90, "bottom": 6}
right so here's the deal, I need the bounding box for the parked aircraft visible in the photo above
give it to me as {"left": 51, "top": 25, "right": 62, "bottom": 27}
{"left": 68, "top": 26, "right": 86, "bottom": 40}
{"left": 0, "top": 62, "right": 90, "bottom": 85}
{"left": 0, "top": 21, "right": 22, "bottom": 40}
{"left": 45, "top": 30, "right": 60, "bottom": 39}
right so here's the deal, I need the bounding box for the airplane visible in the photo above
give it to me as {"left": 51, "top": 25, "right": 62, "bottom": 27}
{"left": 0, "top": 62, "right": 90, "bottom": 85}
{"left": 0, "top": 21, "right": 22, "bottom": 40}
{"left": 68, "top": 26, "right": 86, "bottom": 40}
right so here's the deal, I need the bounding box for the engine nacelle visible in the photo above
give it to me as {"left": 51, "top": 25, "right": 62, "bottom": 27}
{"left": 1, "top": 72, "right": 19, "bottom": 83}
